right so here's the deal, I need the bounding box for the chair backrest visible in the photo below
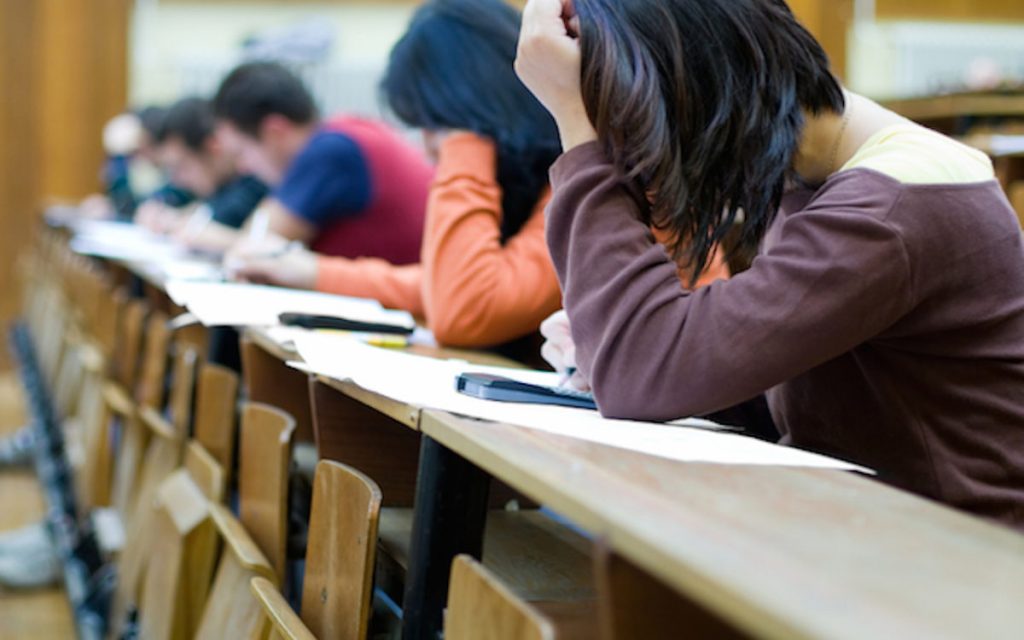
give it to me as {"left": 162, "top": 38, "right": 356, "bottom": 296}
{"left": 113, "top": 347, "right": 203, "bottom": 626}
{"left": 444, "top": 555, "right": 556, "bottom": 640}
{"left": 77, "top": 293, "right": 135, "bottom": 509}
{"left": 136, "top": 310, "right": 172, "bottom": 409}
{"left": 138, "top": 442, "right": 226, "bottom": 640}
{"left": 193, "top": 363, "right": 241, "bottom": 483}
{"left": 52, "top": 324, "right": 87, "bottom": 421}
{"left": 238, "top": 403, "right": 296, "bottom": 581}
{"left": 301, "top": 460, "right": 382, "bottom": 640}
{"left": 166, "top": 346, "right": 199, "bottom": 435}
{"left": 114, "top": 297, "right": 148, "bottom": 391}
{"left": 94, "top": 286, "right": 126, "bottom": 369}
{"left": 251, "top": 576, "right": 318, "bottom": 640}
{"left": 110, "top": 312, "right": 174, "bottom": 514}
{"left": 193, "top": 503, "right": 276, "bottom": 640}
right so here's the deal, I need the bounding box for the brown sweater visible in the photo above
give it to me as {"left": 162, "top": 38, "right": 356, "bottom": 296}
{"left": 547, "top": 142, "right": 1024, "bottom": 532}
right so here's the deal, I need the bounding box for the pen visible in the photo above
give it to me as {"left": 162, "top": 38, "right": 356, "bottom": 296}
{"left": 559, "top": 366, "right": 578, "bottom": 387}
{"left": 248, "top": 207, "right": 270, "bottom": 242}
{"left": 182, "top": 203, "right": 213, "bottom": 240}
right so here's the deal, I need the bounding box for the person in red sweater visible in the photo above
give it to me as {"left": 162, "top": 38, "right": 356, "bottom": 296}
{"left": 213, "top": 62, "right": 431, "bottom": 264}
{"left": 229, "top": 0, "right": 727, "bottom": 354}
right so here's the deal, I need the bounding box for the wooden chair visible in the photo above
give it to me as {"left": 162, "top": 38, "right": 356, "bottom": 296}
{"left": 109, "top": 347, "right": 203, "bottom": 634}
{"left": 193, "top": 403, "right": 296, "bottom": 640}
{"left": 192, "top": 362, "right": 241, "bottom": 486}
{"left": 137, "top": 442, "right": 226, "bottom": 640}
{"left": 304, "top": 460, "right": 383, "bottom": 639}
{"left": 237, "top": 403, "right": 297, "bottom": 580}
{"left": 445, "top": 555, "right": 556, "bottom": 640}
{"left": 248, "top": 460, "right": 383, "bottom": 640}
{"left": 194, "top": 503, "right": 278, "bottom": 640}
{"left": 109, "top": 309, "right": 172, "bottom": 514}
{"left": 250, "top": 577, "right": 317, "bottom": 640}
{"left": 76, "top": 288, "right": 129, "bottom": 510}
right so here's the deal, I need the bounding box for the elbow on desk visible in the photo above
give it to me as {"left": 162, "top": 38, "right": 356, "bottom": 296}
{"left": 429, "top": 305, "right": 498, "bottom": 349}
{"left": 589, "top": 361, "right": 704, "bottom": 423}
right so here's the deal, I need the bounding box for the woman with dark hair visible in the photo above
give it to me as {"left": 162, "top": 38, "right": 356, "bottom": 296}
{"left": 516, "top": 0, "right": 1024, "bottom": 531}
{"left": 230, "top": 0, "right": 728, "bottom": 351}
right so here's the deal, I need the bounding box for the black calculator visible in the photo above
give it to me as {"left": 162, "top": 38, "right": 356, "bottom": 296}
{"left": 455, "top": 372, "right": 598, "bottom": 410}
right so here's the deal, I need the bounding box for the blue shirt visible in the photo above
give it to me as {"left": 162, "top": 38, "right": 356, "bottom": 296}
{"left": 208, "top": 175, "right": 269, "bottom": 229}
{"left": 274, "top": 130, "right": 372, "bottom": 227}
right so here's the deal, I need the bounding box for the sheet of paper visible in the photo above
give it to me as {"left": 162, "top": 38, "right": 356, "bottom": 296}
{"left": 165, "top": 280, "right": 414, "bottom": 329}
{"left": 291, "top": 333, "right": 871, "bottom": 472}
{"left": 71, "top": 234, "right": 190, "bottom": 263}
{"left": 69, "top": 221, "right": 223, "bottom": 285}
{"left": 158, "top": 260, "right": 224, "bottom": 282}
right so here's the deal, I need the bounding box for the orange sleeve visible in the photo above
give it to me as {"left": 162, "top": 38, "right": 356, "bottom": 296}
{"left": 314, "top": 258, "right": 426, "bottom": 318}
{"left": 421, "top": 132, "right": 562, "bottom": 348}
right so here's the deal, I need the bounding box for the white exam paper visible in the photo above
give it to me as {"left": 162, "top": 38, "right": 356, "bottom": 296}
{"left": 291, "top": 333, "right": 871, "bottom": 472}
{"left": 165, "top": 281, "right": 415, "bottom": 329}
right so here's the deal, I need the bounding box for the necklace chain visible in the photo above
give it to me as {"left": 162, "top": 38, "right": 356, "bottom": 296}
{"left": 829, "top": 99, "right": 853, "bottom": 175}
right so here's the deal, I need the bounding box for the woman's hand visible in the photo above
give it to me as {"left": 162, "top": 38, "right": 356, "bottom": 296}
{"left": 540, "top": 310, "right": 591, "bottom": 391}
{"left": 224, "top": 240, "right": 319, "bottom": 290}
{"left": 516, "top": 0, "right": 597, "bottom": 151}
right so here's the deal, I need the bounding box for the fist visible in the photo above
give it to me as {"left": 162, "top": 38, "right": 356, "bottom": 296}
{"left": 540, "top": 310, "right": 591, "bottom": 391}
{"left": 516, "top": 0, "right": 596, "bottom": 150}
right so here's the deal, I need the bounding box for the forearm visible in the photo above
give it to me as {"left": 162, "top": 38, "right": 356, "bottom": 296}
{"left": 316, "top": 259, "right": 425, "bottom": 317}
{"left": 546, "top": 143, "right": 912, "bottom": 420}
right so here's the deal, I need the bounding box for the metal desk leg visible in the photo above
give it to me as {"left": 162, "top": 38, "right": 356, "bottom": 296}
{"left": 401, "top": 435, "right": 491, "bottom": 640}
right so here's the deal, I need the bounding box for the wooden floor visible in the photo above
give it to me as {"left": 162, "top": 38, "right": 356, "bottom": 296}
{"left": 0, "top": 373, "right": 75, "bottom": 639}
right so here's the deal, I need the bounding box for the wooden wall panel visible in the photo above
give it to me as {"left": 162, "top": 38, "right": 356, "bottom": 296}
{"left": 789, "top": 0, "right": 855, "bottom": 81}
{"left": 0, "top": 0, "right": 42, "bottom": 363}
{"left": 0, "top": 0, "right": 129, "bottom": 369}
{"left": 877, "top": 0, "right": 1024, "bottom": 21}
{"left": 35, "top": 0, "right": 130, "bottom": 200}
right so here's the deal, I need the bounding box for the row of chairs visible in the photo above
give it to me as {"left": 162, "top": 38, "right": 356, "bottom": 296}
{"left": 18, "top": 226, "right": 693, "bottom": 639}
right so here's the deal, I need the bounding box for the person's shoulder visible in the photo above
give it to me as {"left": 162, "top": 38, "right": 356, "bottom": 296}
{"left": 841, "top": 123, "right": 994, "bottom": 186}
{"left": 805, "top": 168, "right": 907, "bottom": 221}
{"left": 301, "top": 128, "right": 362, "bottom": 162}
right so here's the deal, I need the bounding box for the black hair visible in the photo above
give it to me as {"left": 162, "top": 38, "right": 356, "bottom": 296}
{"left": 577, "top": 0, "right": 845, "bottom": 281}
{"left": 382, "top": 0, "right": 561, "bottom": 242}
{"left": 156, "top": 97, "right": 216, "bottom": 152}
{"left": 136, "top": 106, "right": 169, "bottom": 140}
{"left": 212, "top": 61, "right": 318, "bottom": 137}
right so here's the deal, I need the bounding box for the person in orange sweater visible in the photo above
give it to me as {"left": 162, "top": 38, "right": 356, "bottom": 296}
{"left": 228, "top": 0, "right": 728, "bottom": 350}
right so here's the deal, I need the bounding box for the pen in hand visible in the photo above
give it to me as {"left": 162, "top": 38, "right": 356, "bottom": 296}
{"left": 558, "top": 366, "right": 577, "bottom": 388}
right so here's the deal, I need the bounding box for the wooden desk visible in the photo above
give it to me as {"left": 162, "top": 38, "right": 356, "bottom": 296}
{"left": 242, "top": 327, "right": 522, "bottom": 441}
{"left": 419, "top": 409, "right": 1024, "bottom": 640}
{"left": 884, "top": 91, "right": 1024, "bottom": 133}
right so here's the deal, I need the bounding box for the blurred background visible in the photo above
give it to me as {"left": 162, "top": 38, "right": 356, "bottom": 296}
{"left": 0, "top": 0, "right": 1023, "bottom": 365}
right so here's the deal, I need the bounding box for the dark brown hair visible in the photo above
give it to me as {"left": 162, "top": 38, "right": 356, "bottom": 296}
{"left": 576, "top": 0, "right": 845, "bottom": 280}
{"left": 382, "top": 0, "right": 560, "bottom": 242}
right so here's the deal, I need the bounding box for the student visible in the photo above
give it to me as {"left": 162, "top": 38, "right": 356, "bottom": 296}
{"left": 212, "top": 62, "right": 431, "bottom": 263}
{"left": 516, "top": 0, "right": 1024, "bottom": 530}
{"left": 229, "top": 0, "right": 728, "bottom": 351}
{"left": 142, "top": 97, "right": 269, "bottom": 253}
{"left": 77, "top": 106, "right": 193, "bottom": 221}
